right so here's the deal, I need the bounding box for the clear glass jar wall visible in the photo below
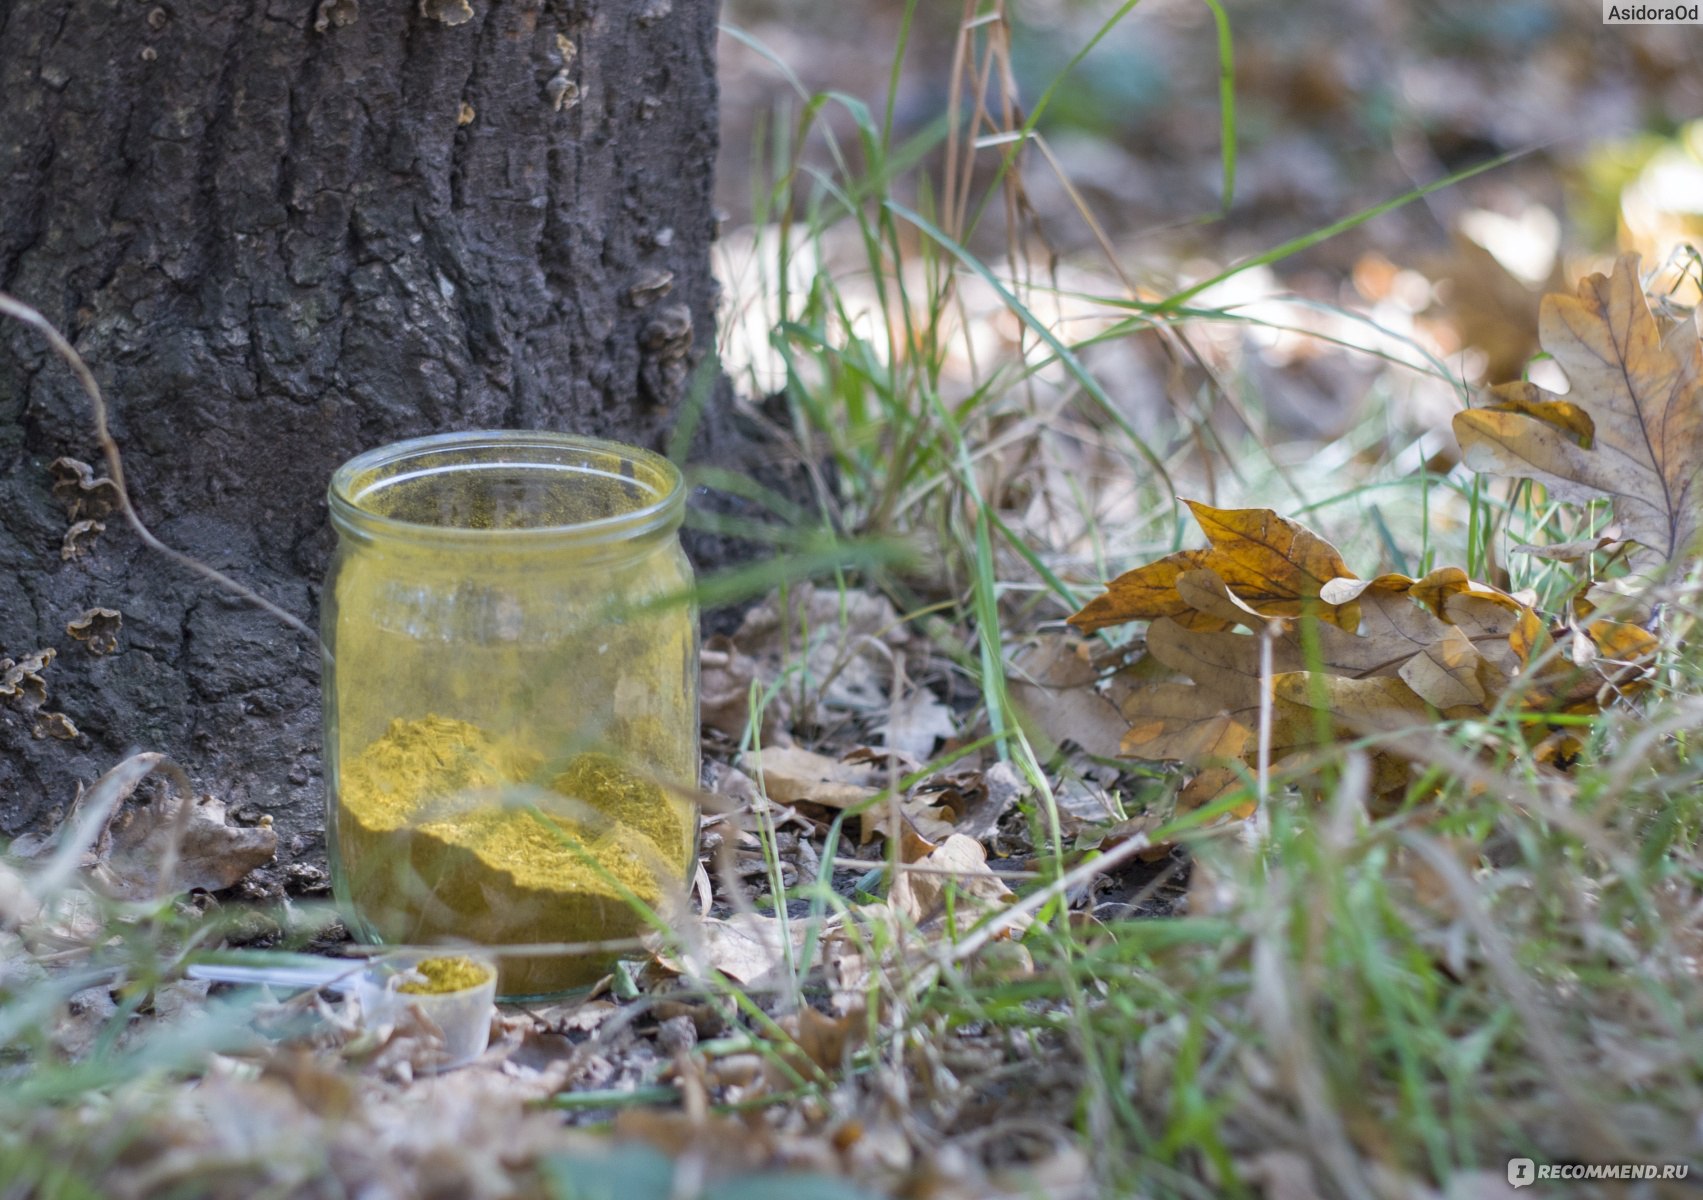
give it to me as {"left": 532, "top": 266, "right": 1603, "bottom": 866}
{"left": 322, "top": 432, "right": 699, "bottom": 1000}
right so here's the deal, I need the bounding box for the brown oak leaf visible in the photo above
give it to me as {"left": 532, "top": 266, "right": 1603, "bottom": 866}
{"left": 1454, "top": 254, "right": 1703, "bottom": 602}
{"left": 1068, "top": 501, "right": 1361, "bottom": 634}
{"left": 1072, "top": 506, "right": 1654, "bottom": 813}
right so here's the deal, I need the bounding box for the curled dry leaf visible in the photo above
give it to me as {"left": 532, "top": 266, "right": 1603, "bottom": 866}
{"left": 1069, "top": 502, "right": 1657, "bottom": 812}
{"left": 773, "top": 1004, "right": 864, "bottom": 1077}
{"left": 87, "top": 777, "right": 278, "bottom": 901}
{"left": 876, "top": 683, "right": 956, "bottom": 761}
{"left": 700, "top": 634, "right": 778, "bottom": 743}
{"left": 1070, "top": 501, "right": 1360, "bottom": 634}
{"left": 704, "top": 584, "right": 915, "bottom": 743}
{"left": 1454, "top": 254, "right": 1703, "bottom": 605}
{"left": 891, "top": 833, "right": 1026, "bottom": 938}
{"left": 651, "top": 911, "right": 808, "bottom": 988}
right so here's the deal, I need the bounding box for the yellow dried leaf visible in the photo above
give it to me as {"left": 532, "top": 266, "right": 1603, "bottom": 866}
{"left": 1074, "top": 540, "right": 1587, "bottom": 813}
{"left": 1068, "top": 548, "right": 1223, "bottom": 633}
{"left": 1177, "top": 766, "right": 1256, "bottom": 820}
{"left": 1476, "top": 379, "right": 1595, "bottom": 446}
{"left": 1070, "top": 502, "right": 1359, "bottom": 633}
{"left": 1183, "top": 502, "right": 1358, "bottom": 621}
{"left": 1173, "top": 568, "right": 1272, "bottom": 630}
{"left": 1585, "top": 615, "right": 1660, "bottom": 667}
{"left": 1513, "top": 605, "right": 1658, "bottom": 714}
{"left": 1454, "top": 254, "right": 1703, "bottom": 591}
{"left": 1056, "top": 265, "right": 1689, "bottom": 820}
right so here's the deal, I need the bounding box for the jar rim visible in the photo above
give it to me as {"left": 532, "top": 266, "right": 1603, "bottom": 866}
{"left": 328, "top": 430, "right": 685, "bottom": 549}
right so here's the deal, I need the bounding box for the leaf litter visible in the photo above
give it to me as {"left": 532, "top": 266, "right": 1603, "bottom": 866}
{"left": 3, "top": 582, "right": 1138, "bottom": 1200}
{"left": 1066, "top": 496, "right": 1659, "bottom": 812}
{"left": 8, "top": 262, "right": 1703, "bottom": 1199}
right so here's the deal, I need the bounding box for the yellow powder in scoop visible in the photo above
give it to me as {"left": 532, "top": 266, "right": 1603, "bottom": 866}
{"left": 336, "top": 715, "right": 692, "bottom": 997}
{"left": 397, "top": 955, "right": 492, "bottom": 995}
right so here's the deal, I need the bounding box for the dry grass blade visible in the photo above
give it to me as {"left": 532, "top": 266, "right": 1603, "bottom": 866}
{"left": 1396, "top": 832, "right": 1636, "bottom": 1161}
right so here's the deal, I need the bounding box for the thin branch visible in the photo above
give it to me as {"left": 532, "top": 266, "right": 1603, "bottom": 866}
{"left": 0, "top": 292, "right": 322, "bottom": 651}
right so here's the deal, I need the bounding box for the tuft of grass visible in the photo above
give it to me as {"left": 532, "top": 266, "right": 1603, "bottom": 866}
{"left": 713, "top": 2, "right": 1703, "bottom": 1196}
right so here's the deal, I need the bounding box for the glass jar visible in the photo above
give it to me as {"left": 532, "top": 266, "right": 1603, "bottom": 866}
{"left": 322, "top": 431, "right": 699, "bottom": 999}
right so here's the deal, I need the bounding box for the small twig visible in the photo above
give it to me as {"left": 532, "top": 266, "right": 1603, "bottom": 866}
{"left": 831, "top": 855, "right": 1045, "bottom": 881}
{"left": 405, "top": 936, "right": 652, "bottom": 958}
{"left": 0, "top": 292, "right": 322, "bottom": 651}
{"left": 1252, "top": 616, "right": 1279, "bottom": 845}
{"left": 945, "top": 829, "right": 1155, "bottom": 966}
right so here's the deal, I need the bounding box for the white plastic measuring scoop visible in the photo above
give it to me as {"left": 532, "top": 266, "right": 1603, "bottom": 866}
{"left": 187, "top": 949, "right": 498, "bottom": 1069}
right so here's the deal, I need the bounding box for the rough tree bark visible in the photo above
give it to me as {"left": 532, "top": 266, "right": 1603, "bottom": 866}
{"left": 0, "top": 0, "right": 730, "bottom": 873}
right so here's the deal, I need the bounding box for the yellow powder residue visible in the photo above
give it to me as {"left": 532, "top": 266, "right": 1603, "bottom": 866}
{"left": 397, "top": 955, "right": 493, "bottom": 995}
{"left": 338, "top": 715, "right": 542, "bottom": 832}
{"left": 336, "top": 715, "right": 692, "bottom": 997}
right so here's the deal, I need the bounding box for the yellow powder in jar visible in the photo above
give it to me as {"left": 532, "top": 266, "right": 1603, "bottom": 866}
{"left": 336, "top": 715, "right": 692, "bottom": 997}
{"left": 397, "top": 955, "right": 492, "bottom": 995}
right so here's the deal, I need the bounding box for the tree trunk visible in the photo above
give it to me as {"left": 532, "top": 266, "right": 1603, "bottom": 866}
{"left": 0, "top": 0, "right": 727, "bottom": 873}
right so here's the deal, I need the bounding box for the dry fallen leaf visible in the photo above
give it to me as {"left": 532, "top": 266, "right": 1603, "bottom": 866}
{"left": 1454, "top": 253, "right": 1703, "bottom": 602}
{"left": 1426, "top": 229, "right": 1556, "bottom": 383}
{"left": 1069, "top": 501, "right": 1656, "bottom": 812}
{"left": 701, "top": 585, "right": 920, "bottom": 746}
{"left": 652, "top": 911, "right": 809, "bottom": 988}
{"left": 891, "top": 833, "right": 1025, "bottom": 937}
{"left": 774, "top": 1004, "right": 864, "bottom": 1076}
{"left": 700, "top": 634, "right": 777, "bottom": 743}
{"left": 1069, "top": 501, "right": 1360, "bottom": 635}
{"left": 1007, "top": 633, "right": 1130, "bottom": 759}
{"left": 876, "top": 684, "right": 956, "bottom": 760}
{"left": 91, "top": 784, "right": 279, "bottom": 901}
{"left": 737, "top": 745, "right": 881, "bottom": 811}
